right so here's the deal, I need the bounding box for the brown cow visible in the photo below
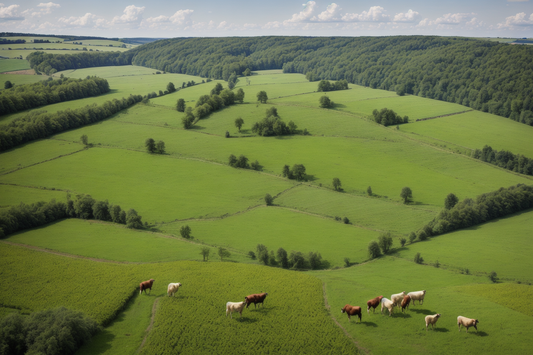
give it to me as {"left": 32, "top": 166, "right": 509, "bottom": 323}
{"left": 245, "top": 292, "right": 268, "bottom": 308}
{"left": 341, "top": 304, "right": 362, "bottom": 323}
{"left": 401, "top": 295, "right": 411, "bottom": 313}
{"left": 367, "top": 295, "right": 383, "bottom": 314}
{"left": 140, "top": 279, "right": 154, "bottom": 295}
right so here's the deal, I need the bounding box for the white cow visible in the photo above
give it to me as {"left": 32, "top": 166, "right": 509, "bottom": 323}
{"left": 226, "top": 301, "right": 246, "bottom": 319}
{"left": 381, "top": 297, "right": 395, "bottom": 316}
{"left": 167, "top": 282, "right": 182, "bottom": 297}
{"left": 407, "top": 290, "right": 426, "bottom": 305}
{"left": 457, "top": 316, "right": 479, "bottom": 333}
{"left": 391, "top": 291, "right": 406, "bottom": 308}
{"left": 425, "top": 313, "right": 441, "bottom": 331}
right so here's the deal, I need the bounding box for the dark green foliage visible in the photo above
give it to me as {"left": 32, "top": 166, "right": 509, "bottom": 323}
{"left": 92, "top": 200, "right": 110, "bottom": 221}
{"left": 489, "top": 270, "right": 498, "bottom": 282}
{"left": 235, "top": 88, "right": 245, "bottom": 103}
{"left": 248, "top": 251, "right": 256, "bottom": 260}
{"left": 290, "top": 164, "right": 306, "bottom": 181}
{"left": 434, "top": 260, "right": 440, "bottom": 268}
{"left": 472, "top": 145, "right": 533, "bottom": 176}
{"left": 234, "top": 117, "right": 244, "bottom": 132}
{"left": 210, "top": 83, "right": 223, "bottom": 96}
{"left": 317, "top": 79, "right": 348, "bottom": 92}
{"left": 308, "top": 251, "right": 322, "bottom": 270}
{"left": 4, "top": 80, "right": 13, "bottom": 89}
{"left": 155, "top": 140, "right": 165, "bottom": 154}
{"left": 282, "top": 165, "right": 291, "bottom": 178}
{"left": 377, "top": 232, "right": 393, "bottom": 254}
{"left": 257, "top": 90, "right": 268, "bottom": 103}
{"left": 182, "top": 109, "right": 195, "bottom": 129}
{"left": 417, "top": 229, "right": 428, "bottom": 241}
{"left": 367, "top": 186, "right": 372, "bottom": 196}
{"left": 343, "top": 217, "right": 350, "bottom": 224}
{"left": 408, "top": 232, "right": 416, "bottom": 244}
{"left": 400, "top": 238, "right": 406, "bottom": 247}
{"left": 145, "top": 138, "right": 156, "bottom": 153}
{"left": 73, "top": 194, "right": 96, "bottom": 219}
{"left": 265, "top": 193, "right": 273, "bottom": 206}
{"left": 414, "top": 253, "right": 424, "bottom": 264}
{"left": 277, "top": 248, "right": 289, "bottom": 268}
{"left": 227, "top": 72, "right": 238, "bottom": 89}
{"left": 200, "top": 247, "right": 210, "bottom": 261}
{"left": 176, "top": 98, "right": 185, "bottom": 112}
{"left": 344, "top": 257, "right": 350, "bottom": 267}
{"left": 180, "top": 225, "right": 192, "bottom": 239}
{"left": 250, "top": 160, "right": 261, "bottom": 170}
{"left": 225, "top": 131, "right": 230, "bottom": 138}
{"left": 126, "top": 209, "right": 143, "bottom": 229}
{"left": 319, "top": 95, "right": 334, "bottom": 108}
{"left": 445, "top": 193, "right": 459, "bottom": 209}
{"left": 0, "top": 94, "right": 143, "bottom": 152}
{"left": 80, "top": 134, "right": 88, "bottom": 146}
{"left": 218, "top": 247, "right": 231, "bottom": 261}
{"left": 0, "top": 307, "right": 100, "bottom": 355}
{"left": 400, "top": 187, "right": 413, "bottom": 204}
{"left": 372, "top": 108, "right": 408, "bottom": 126}
{"left": 332, "top": 178, "right": 341, "bottom": 191}
{"left": 269, "top": 250, "right": 277, "bottom": 266}
{"left": 289, "top": 251, "right": 308, "bottom": 269}
{"left": 228, "top": 154, "right": 250, "bottom": 169}
{"left": 257, "top": 244, "right": 269, "bottom": 265}
{"left": 228, "top": 154, "right": 237, "bottom": 167}
{"left": 368, "top": 240, "right": 381, "bottom": 259}
{"left": 0, "top": 76, "right": 110, "bottom": 115}
{"left": 110, "top": 205, "right": 125, "bottom": 224}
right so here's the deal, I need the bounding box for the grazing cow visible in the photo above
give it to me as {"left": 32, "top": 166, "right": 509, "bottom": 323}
{"left": 341, "top": 304, "right": 362, "bottom": 323}
{"left": 425, "top": 314, "right": 441, "bottom": 331}
{"left": 401, "top": 295, "right": 411, "bottom": 313}
{"left": 457, "top": 316, "right": 479, "bottom": 333}
{"left": 226, "top": 301, "right": 246, "bottom": 319}
{"left": 139, "top": 279, "right": 154, "bottom": 295}
{"left": 381, "top": 297, "right": 395, "bottom": 316}
{"left": 391, "top": 291, "right": 406, "bottom": 308}
{"left": 167, "top": 282, "right": 182, "bottom": 297}
{"left": 367, "top": 296, "right": 384, "bottom": 314}
{"left": 245, "top": 293, "right": 268, "bottom": 309}
{"left": 407, "top": 290, "right": 426, "bottom": 305}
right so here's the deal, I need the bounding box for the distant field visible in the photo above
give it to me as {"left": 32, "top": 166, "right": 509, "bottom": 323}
{"left": 0, "top": 58, "right": 31, "bottom": 72}
{"left": 394, "top": 209, "right": 533, "bottom": 282}
{"left": 401, "top": 110, "right": 533, "bottom": 158}
{"left": 0, "top": 184, "right": 67, "bottom": 210}
{"left": 313, "top": 256, "right": 533, "bottom": 355}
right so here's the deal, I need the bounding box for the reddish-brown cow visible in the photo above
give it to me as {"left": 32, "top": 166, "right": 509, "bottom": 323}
{"left": 245, "top": 292, "right": 268, "bottom": 308}
{"left": 367, "top": 295, "right": 384, "bottom": 314}
{"left": 140, "top": 279, "right": 154, "bottom": 295}
{"left": 401, "top": 295, "right": 411, "bottom": 313}
{"left": 341, "top": 304, "right": 362, "bottom": 323}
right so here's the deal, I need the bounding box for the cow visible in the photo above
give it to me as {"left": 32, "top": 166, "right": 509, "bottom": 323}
{"left": 245, "top": 293, "right": 268, "bottom": 309}
{"left": 401, "top": 295, "right": 411, "bottom": 313}
{"left": 226, "top": 301, "right": 246, "bottom": 319}
{"left": 425, "top": 314, "right": 441, "bottom": 331}
{"left": 457, "top": 316, "right": 479, "bottom": 333}
{"left": 341, "top": 304, "right": 362, "bottom": 323}
{"left": 407, "top": 290, "right": 426, "bottom": 305}
{"left": 381, "top": 297, "right": 394, "bottom": 317}
{"left": 391, "top": 291, "right": 406, "bottom": 308}
{"left": 367, "top": 296, "right": 384, "bottom": 314}
{"left": 140, "top": 279, "right": 154, "bottom": 295}
{"left": 167, "top": 282, "right": 182, "bottom": 297}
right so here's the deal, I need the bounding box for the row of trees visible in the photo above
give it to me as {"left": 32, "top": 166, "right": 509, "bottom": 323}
{"left": 317, "top": 79, "right": 349, "bottom": 92}
{"left": 145, "top": 138, "right": 165, "bottom": 154}
{"left": 0, "top": 94, "right": 143, "bottom": 152}
{"left": 254, "top": 244, "right": 326, "bottom": 270}
{"left": 251, "top": 106, "right": 298, "bottom": 136}
{"left": 0, "top": 76, "right": 110, "bottom": 115}
{"left": 27, "top": 51, "right": 134, "bottom": 75}
{"left": 282, "top": 164, "right": 307, "bottom": 181}
{"left": 228, "top": 154, "right": 260, "bottom": 170}
{"left": 372, "top": 108, "right": 409, "bottom": 126}
{"left": 0, "top": 194, "right": 145, "bottom": 239}
{"left": 472, "top": 145, "right": 533, "bottom": 176}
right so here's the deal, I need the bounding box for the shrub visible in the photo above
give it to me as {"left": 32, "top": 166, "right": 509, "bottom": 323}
{"left": 180, "top": 225, "right": 192, "bottom": 239}
{"left": 408, "top": 232, "right": 416, "bottom": 244}
{"left": 400, "top": 238, "right": 406, "bottom": 247}
{"left": 344, "top": 257, "right": 350, "bottom": 267}
{"left": 489, "top": 271, "right": 498, "bottom": 283}
{"left": 265, "top": 193, "right": 273, "bottom": 206}
{"left": 377, "top": 232, "right": 393, "bottom": 254}
{"left": 368, "top": 241, "right": 381, "bottom": 259}
{"left": 414, "top": 252, "right": 424, "bottom": 264}
{"left": 248, "top": 251, "right": 256, "bottom": 260}
{"left": 343, "top": 217, "right": 350, "bottom": 224}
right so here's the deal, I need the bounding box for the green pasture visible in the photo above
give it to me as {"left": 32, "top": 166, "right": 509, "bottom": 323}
{"left": 0, "top": 184, "right": 67, "bottom": 210}
{"left": 0, "top": 58, "right": 31, "bottom": 72}
{"left": 313, "top": 256, "right": 533, "bottom": 354}
{"left": 65, "top": 39, "right": 126, "bottom": 47}
{"left": 400, "top": 110, "right": 533, "bottom": 158}
{"left": 275, "top": 185, "right": 438, "bottom": 234}
{"left": 0, "top": 147, "right": 294, "bottom": 222}
{"left": 0, "top": 36, "right": 64, "bottom": 42}
{"left": 7, "top": 218, "right": 248, "bottom": 263}
{"left": 161, "top": 205, "right": 380, "bottom": 267}
{"left": 394, "top": 209, "right": 533, "bottom": 282}
{"left": 0, "top": 74, "right": 47, "bottom": 93}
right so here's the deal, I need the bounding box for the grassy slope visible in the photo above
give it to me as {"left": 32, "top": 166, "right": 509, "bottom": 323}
{"left": 0, "top": 58, "right": 31, "bottom": 72}
{"left": 312, "top": 257, "right": 533, "bottom": 355}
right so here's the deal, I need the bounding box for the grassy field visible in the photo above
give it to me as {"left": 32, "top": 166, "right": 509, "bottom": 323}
{"left": 0, "top": 58, "right": 31, "bottom": 72}
{"left": 312, "top": 256, "right": 533, "bottom": 355}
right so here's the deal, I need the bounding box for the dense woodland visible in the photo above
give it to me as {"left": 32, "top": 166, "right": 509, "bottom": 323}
{"left": 27, "top": 51, "right": 134, "bottom": 75}
{"left": 472, "top": 145, "right": 533, "bottom": 176}
{"left": 0, "top": 76, "right": 110, "bottom": 115}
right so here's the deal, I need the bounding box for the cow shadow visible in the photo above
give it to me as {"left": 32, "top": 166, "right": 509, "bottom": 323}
{"left": 360, "top": 321, "right": 378, "bottom": 327}
{"left": 394, "top": 312, "right": 412, "bottom": 318}
{"left": 235, "top": 317, "right": 258, "bottom": 323}
{"left": 472, "top": 331, "right": 488, "bottom": 337}
{"left": 248, "top": 306, "right": 275, "bottom": 315}
{"left": 433, "top": 327, "right": 450, "bottom": 333}
{"left": 410, "top": 308, "right": 433, "bottom": 315}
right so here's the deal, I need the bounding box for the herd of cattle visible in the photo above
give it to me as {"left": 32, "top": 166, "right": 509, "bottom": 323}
{"left": 139, "top": 280, "right": 479, "bottom": 333}
{"left": 341, "top": 290, "right": 480, "bottom": 333}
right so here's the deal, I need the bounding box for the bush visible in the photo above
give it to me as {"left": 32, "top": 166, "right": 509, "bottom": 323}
{"left": 265, "top": 193, "right": 273, "bottom": 206}
{"left": 400, "top": 238, "right": 406, "bottom": 247}
{"left": 408, "top": 232, "right": 416, "bottom": 244}
{"left": 377, "top": 232, "right": 393, "bottom": 254}
{"left": 489, "top": 271, "right": 498, "bottom": 283}
{"left": 343, "top": 217, "right": 350, "bottom": 224}
{"left": 414, "top": 252, "right": 424, "bottom": 264}
{"left": 180, "top": 225, "right": 192, "bottom": 239}
{"left": 344, "top": 257, "right": 350, "bottom": 267}
{"left": 248, "top": 251, "right": 256, "bottom": 260}
{"left": 368, "top": 240, "right": 381, "bottom": 259}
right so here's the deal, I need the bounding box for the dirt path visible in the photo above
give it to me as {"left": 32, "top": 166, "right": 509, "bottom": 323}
{"left": 322, "top": 282, "right": 371, "bottom": 354}
{"left": 137, "top": 297, "right": 160, "bottom": 354}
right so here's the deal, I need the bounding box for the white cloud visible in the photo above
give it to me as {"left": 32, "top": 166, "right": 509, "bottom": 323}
{"left": 169, "top": 9, "right": 193, "bottom": 25}
{"left": 341, "top": 6, "right": 390, "bottom": 22}
{"left": 112, "top": 5, "right": 145, "bottom": 28}
{"left": 434, "top": 12, "right": 475, "bottom": 25}
{"left": 286, "top": 1, "right": 317, "bottom": 23}
{"left": 37, "top": 2, "right": 60, "bottom": 14}
{"left": 312, "top": 3, "right": 341, "bottom": 22}
{"left": 498, "top": 12, "right": 533, "bottom": 28}
{"left": 58, "top": 13, "right": 106, "bottom": 28}
{"left": 0, "top": 4, "right": 23, "bottom": 21}
{"left": 393, "top": 9, "right": 420, "bottom": 23}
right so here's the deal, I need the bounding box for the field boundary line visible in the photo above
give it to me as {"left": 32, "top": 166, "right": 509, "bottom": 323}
{"left": 322, "top": 282, "right": 371, "bottom": 355}
{"left": 137, "top": 297, "right": 160, "bottom": 354}
{"left": 416, "top": 109, "right": 473, "bottom": 122}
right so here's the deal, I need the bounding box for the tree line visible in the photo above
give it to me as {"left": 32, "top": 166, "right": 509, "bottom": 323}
{"left": 317, "top": 79, "right": 348, "bottom": 92}
{"left": 0, "top": 38, "right": 26, "bottom": 44}
{"left": 27, "top": 51, "right": 134, "bottom": 75}
{"left": 472, "top": 145, "right": 533, "bottom": 176}
{"left": 0, "top": 194, "right": 145, "bottom": 239}
{"left": 0, "top": 76, "right": 110, "bottom": 115}
{"left": 252, "top": 244, "right": 327, "bottom": 270}
{"left": 0, "top": 94, "right": 143, "bottom": 152}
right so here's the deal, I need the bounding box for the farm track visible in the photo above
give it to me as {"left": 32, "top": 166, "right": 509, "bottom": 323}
{"left": 137, "top": 297, "right": 160, "bottom": 354}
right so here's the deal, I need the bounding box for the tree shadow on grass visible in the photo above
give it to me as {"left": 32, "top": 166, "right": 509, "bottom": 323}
{"left": 410, "top": 308, "right": 433, "bottom": 315}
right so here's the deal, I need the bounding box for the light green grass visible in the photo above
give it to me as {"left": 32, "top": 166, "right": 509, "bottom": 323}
{"left": 0, "top": 185, "right": 67, "bottom": 209}
{"left": 394, "top": 209, "right": 533, "bottom": 282}
{"left": 0, "top": 58, "right": 31, "bottom": 72}
{"left": 161, "top": 206, "right": 380, "bottom": 267}
{"left": 1, "top": 36, "right": 64, "bottom": 42}
{"left": 7, "top": 218, "right": 248, "bottom": 263}
{"left": 400, "top": 110, "right": 533, "bottom": 158}
{"left": 313, "top": 256, "right": 533, "bottom": 354}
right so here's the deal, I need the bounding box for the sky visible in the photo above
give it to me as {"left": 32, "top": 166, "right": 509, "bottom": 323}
{"left": 1, "top": 1, "right": 532, "bottom": 39}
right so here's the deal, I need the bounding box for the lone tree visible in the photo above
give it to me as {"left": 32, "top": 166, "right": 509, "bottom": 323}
{"left": 235, "top": 117, "right": 244, "bottom": 132}
{"left": 319, "top": 95, "right": 334, "bottom": 108}
{"left": 80, "top": 134, "right": 88, "bottom": 146}
{"left": 414, "top": 252, "right": 424, "bottom": 264}
{"left": 367, "top": 186, "right": 373, "bottom": 196}
{"left": 4, "top": 80, "right": 13, "bottom": 89}
{"left": 489, "top": 271, "right": 498, "bottom": 283}
{"left": 167, "top": 82, "right": 176, "bottom": 93}
{"left": 235, "top": 88, "right": 245, "bottom": 103}
{"left": 377, "top": 233, "right": 393, "bottom": 254}
{"left": 200, "top": 247, "right": 210, "bottom": 261}
{"left": 444, "top": 193, "right": 459, "bottom": 209}
{"left": 332, "top": 177, "right": 342, "bottom": 191}
{"left": 180, "top": 225, "right": 192, "bottom": 239}
{"left": 155, "top": 140, "right": 165, "bottom": 154}
{"left": 145, "top": 138, "right": 156, "bottom": 153}
{"left": 291, "top": 164, "right": 306, "bottom": 181}
{"left": 257, "top": 91, "right": 268, "bottom": 104}
{"left": 218, "top": 247, "right": 231, "bottom": 261}
{"left": 176, "top": 98, "right": 185, "bottom": 112}
{"left": 400, "top": 187, "right": 413, "bottom": 204}
{"left": 368, "top": 240, "right": 381, "bottom": 259}
{"left": 265, "top": 193, "right": 273, "bottom": 206}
